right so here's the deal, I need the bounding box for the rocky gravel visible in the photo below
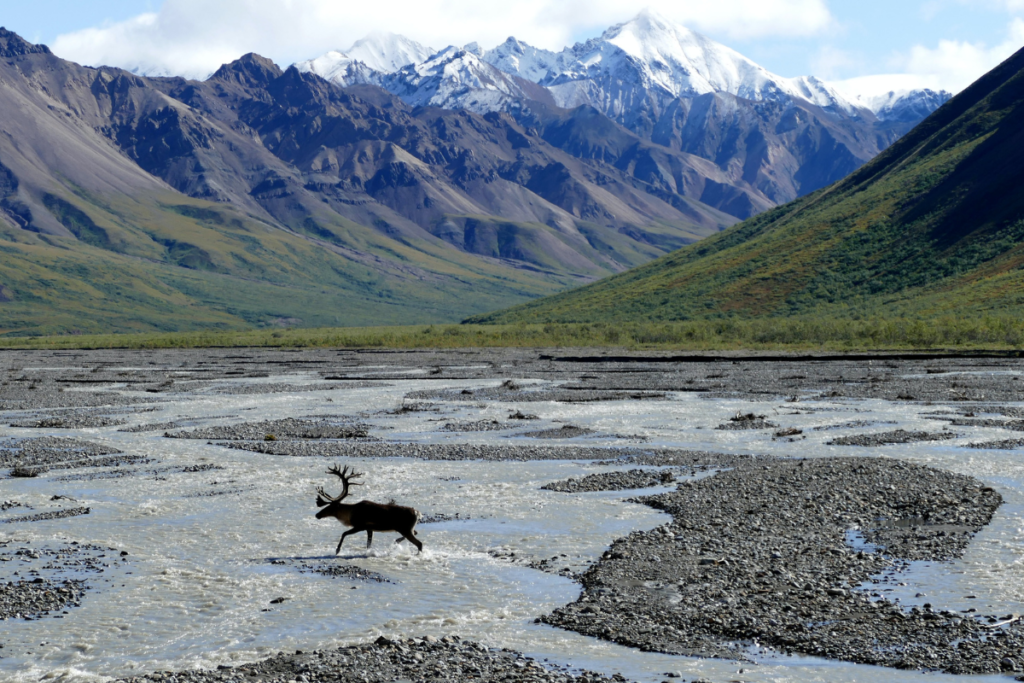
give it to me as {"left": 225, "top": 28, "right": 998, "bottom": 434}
{"left": 418, "top": 512, "right": 471, "bottom": 524}
{"left": 715, "top": 413, "right": 778, "bottom": 430}
{"left": 949, "top": 418, "right": 1024, "bottom": 430}
{"left": 439, "top": 419, "right": 508, "bottom": 432}
{"left": 967, "top": 438, "right": 1024, "bottom": 449}
{"left": 166, "top": 418, "right": 370, "bottom": 441}
{"left": 0, "top": 436, "right": 126, "bottom": 471}
{"left": 0, "top": 540, "right": 128, "bottom": 630}
{"left": 522, "top": 425, "right": 598, "bottom": 439}
{"left": 115, "top": 636, "right": 631, "bottom": 683}
{"left": 4, "top": 507, "right": 90, "bottom": 523}
{"left": 542, "top": 469, "right": 677, "bottom": 493}
{"left": 812, "top": 420, "right": 897, "bottom": 431}
{"left": 0, "top": 579, "right": 85, "bottom": 621}
{"left": 9, "top": 414, "right": 128, "bottom": 428}
{"left": 225, "top": 441, "right": 662, "bottom": 462}
{"left": 119, "top": 421, "right": 182, "bottom": 433}
{"left": 589, "top": 450, "right": 750, "bottom": 470}
{"left": 543, "top": 456, "right": 1016, "bottom": 675}
{"left": 827, "top": 429, "right": 960, "bottom": 446}
{"left": 297, "top": 563, "right": 392, "bottom": 582}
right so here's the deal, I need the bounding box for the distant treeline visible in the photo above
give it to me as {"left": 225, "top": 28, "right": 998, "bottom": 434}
{"left": 2, "top": 318, "right": 1024, "bottom": 351}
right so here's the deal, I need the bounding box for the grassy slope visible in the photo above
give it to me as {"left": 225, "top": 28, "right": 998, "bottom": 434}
{"left": 5, "top": 318, "right": 1024, "bottom": 351}
{"left": 0, "top": 188, "right": 583, "bottom": 335}
{"left": 467, "top": 48, "right": 1024, "bottom": 325}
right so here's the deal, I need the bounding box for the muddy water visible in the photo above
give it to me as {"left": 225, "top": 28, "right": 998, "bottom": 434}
{"left": 0, "top": 373, "right": 1020, "bottom": 683}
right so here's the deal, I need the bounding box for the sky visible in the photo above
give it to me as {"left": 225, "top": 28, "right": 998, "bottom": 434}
{"left": 1, "top": 0, "right": 1022, "bottom": 97}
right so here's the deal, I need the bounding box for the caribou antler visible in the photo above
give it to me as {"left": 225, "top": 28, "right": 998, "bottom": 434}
{"left": 316, "top": 464, "right": 364, "bottom": 507}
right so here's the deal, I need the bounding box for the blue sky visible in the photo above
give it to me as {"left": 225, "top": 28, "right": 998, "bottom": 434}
{"left": 1, "top": 0, "right": 1021, "bottom": 96}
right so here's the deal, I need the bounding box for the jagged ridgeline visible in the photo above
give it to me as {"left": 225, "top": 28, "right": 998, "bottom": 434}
{"left": 469, "top": 45, "right": 1024, "bottom": 324}
{"left": 0, "top": 27, "right": 745, "bottom": 335}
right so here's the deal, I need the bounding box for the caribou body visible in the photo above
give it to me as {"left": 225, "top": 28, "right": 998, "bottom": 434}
{"left": 315, "top": 465, "right": 422, "bottom": 553}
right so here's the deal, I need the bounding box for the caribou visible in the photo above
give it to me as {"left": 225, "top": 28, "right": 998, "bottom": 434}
{"left": 314, "top": 465, "right": 423, "bottom": 553}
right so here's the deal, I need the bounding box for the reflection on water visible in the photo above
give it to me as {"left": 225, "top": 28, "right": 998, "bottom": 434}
{"left": 0, "top": 375, "right": 1020, "bottom": 682}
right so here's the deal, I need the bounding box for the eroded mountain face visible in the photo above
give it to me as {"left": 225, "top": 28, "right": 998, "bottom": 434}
{"left": 299, "top": 11, "right": 950, "bottom": 208}
{"left": 0, "top": 34, "right": 751, "bottom": 279}
{"left": 137, "top": 55, "right": 746, "bottom": 262}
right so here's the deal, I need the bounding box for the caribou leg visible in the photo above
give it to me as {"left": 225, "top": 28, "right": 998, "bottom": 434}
{"left": 336, "top": 528, "right": 363, "bottom": 554}
{"left": 366, "top": 530, "right": 373, "bottom": 549}
{"left": 399, "top": 529, "right": 423, "bottom": 552}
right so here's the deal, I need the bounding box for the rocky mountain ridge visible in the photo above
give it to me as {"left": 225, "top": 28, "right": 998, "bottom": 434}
{"left": 0, "top": 27, "right": 758, "bottom": 333}
{"left": 298, "top": 11, "right": 951, "bottom": 205}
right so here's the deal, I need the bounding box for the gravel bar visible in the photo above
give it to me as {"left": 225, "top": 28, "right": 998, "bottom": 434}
{"left": 827, "top": 429, "right": 960, "bottom": 446}
{"left": 224, "top": 441, "right": 673, "bottom": 462}
{"left": 542, "top": 469, "right": 677, "bottom": 493}
{"left": 115, "top": 636, "right": 632, "bottom": 683}
{"left": 542, "top": 456, "right": 1018, "bottom": 675}
{"left": 167, "top": 418, "right": 370, "bottom": 441}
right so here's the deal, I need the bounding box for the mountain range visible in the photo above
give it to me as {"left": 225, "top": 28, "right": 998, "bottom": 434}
{"left": 470, "top": 44, "right": 1024, "bottom": 324}
{"left": 298, "top": 11, "right": 952, "bottom": 208}
{"left": 0, "top": 13, "right": 953, "bottom": 334}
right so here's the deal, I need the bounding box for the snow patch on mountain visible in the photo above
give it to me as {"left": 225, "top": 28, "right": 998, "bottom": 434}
{"left": 294, "top": 50, "right": 380, "bottom": 87}
{"left": 382, "top": 46, "right": 528, "bottom": 113}
{"left": 347, "top": 33, "right": 435, "bottom": 74}
{"left": 481, "top": 37, "right": 568, "bottom": 84}
{"left": 479, "top": 9, "right": 856, "bottom": 115}
{"left": 830, "top": 75, "right": 953, "bottom": 122}
{"left": 292, "top": 12, "right": 950, "bottom": 128}
{"left": 295, "top": 33, "right": 434, "bottom": 88}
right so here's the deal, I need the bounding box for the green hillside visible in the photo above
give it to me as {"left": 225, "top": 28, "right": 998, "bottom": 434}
{"left": 468, "top": 47, "right": 1024, "bottom": 325}
{"left": 0, "top": 190, "right": 581, "bottom": 335}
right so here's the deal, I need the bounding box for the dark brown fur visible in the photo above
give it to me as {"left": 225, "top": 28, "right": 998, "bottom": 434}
{"left": 314, "top": 466, "right": 422, "bottom": 553}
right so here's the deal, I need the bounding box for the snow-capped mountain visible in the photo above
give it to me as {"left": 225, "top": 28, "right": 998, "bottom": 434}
{"left": 479, "top": 37, "right": 568, "bottom": 84}
{"left": 838, "top": 88, "right": 953, "bottom": 123}
{"left": 479, "top": 10, "right": 854, "bottom": 115}
{"left": 548, "top": 10, "right": 852, "bottom": 113}
{"left": 380, "top": 46, "right": 531, "bottom": 112}
{"left": 294, "top": 50, "right": 380, "bottom": 87}
{"left": 347, "top": 33, "right": 435, "bottom": 74}
{"left": 289, "top": 11, "right": 952, "bottom": 208}
{"left": 295, "top": 33, "right": 433, "bottom": 87}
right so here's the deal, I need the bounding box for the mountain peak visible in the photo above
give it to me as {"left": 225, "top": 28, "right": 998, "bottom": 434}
{"left": 0, "top": 28, "right": 52, "bottom": 59}
{"left": 210, "top": 53, "right": 283, "bottom": 87}
{"left": 346, "top": 32, "right": 434, "bottom": 73}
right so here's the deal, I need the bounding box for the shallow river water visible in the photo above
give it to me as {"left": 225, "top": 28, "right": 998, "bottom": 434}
{"left": 0, "top": 371, "right": 1022, "bottom": 683}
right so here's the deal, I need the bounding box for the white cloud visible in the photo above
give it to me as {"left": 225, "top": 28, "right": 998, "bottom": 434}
{"left": 50, "top": 0, "right": 833, "bottom": 79}
{"left": 833, "top": 16, "right": 1024, "bottom": 101}
{"left": 811, "top": 45, "right": 858, "bottom": 80}
{"left": 900, "top": 16, "right": 1024, "bottom": 92}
